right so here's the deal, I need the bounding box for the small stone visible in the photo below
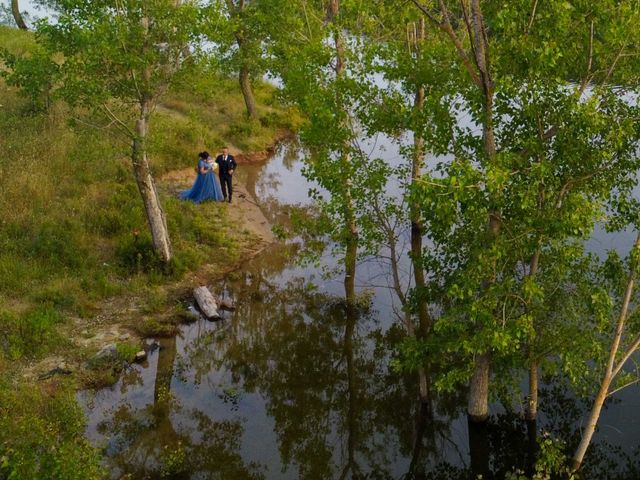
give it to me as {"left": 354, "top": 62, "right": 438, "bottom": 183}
{"left": 134, "top": 351, "right": 147, "bottom": 362}
{"left": 119, "top": 333, "right": 131, "bottom": 341}
{"left": 95, "top": 344, "right": 118, "bottom": 361}
{"left": 219, "top": 298, "right": 235, "bottom": 310}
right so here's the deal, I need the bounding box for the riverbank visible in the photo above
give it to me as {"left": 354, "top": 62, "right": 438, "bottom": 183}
{"left": 1, "top": 95, "right": 290, "bottom": 386}
{"left": 0, "top": 24, "right": 299, "bottom": 478}
{"left": 22, "top": 169, "right": 278, "bottom": 385}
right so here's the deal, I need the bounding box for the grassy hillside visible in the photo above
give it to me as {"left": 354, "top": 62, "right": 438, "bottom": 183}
{"left": 0, "top": 25, "right": 299, "bottom": 478}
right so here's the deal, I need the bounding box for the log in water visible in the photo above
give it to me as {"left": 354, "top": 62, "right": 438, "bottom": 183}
{"left": 193, "top": 286, "right": 220, "bottom": 319}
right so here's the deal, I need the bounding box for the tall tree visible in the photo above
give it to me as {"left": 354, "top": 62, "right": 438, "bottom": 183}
{"left": 264, "top": 0, "right": 387, "bottom": 307}
{"left": 203, "top": 0, "right": 262, "bottom": 120}
{"left": 400, "top": 0, "right": 640, "bottom": 426}
{"left": 32, "top": 0, "right": 201, "bottom": 262}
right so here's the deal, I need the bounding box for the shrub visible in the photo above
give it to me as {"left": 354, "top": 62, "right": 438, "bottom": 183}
{"left": 1, "top": 307, "right": 66, "bottom": 360}
{"left": 115, "top": 342, "right": 139, "bottom": 362}
{"left": 115, "top": 231, "right": 165, "bottom": 274}
{"left": 0, "top": 378, "right": 104, "bottom": 480}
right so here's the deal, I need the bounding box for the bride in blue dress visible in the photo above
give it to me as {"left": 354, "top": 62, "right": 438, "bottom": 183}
{"left": 180, "top": 151, "right": 224, "bottom": 203}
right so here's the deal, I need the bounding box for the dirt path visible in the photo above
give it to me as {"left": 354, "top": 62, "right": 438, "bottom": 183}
{"left": 161, "top": 167, "right": 274, "bottom": 243}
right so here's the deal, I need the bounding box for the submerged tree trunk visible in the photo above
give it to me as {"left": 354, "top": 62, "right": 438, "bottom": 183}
{"left": 408, "top": 379, "right": 434, "bottom": 477}
{"left": 411, "top": 86, "right": 431, "bottom": 403}
{"left": 468, "top": 416, "right": 490, "bottom": 478}
{"left": 468, "top": 0, "right": 498, "bottom": 422}
{"left": 238, "top": 62, "right": 258, "bottom": 120}
{"left": 525, "top": 360, "right": 539, "bottom": 474}
{"left": 132, "top": 103, "right": 172, "bottom": 263}
{"left": 468, "top": 352, "right": 491, "bottom": 477}
{"left": 411, "top": 94, "right": 431, "bottom": 337}
{"left": 329, "top": 0, "right": 359, "bottom": 313}
{"left": 11, "top": 0, "right": 28, "bottom": 30}
{"left": 526, "top": 246, "right": 541, "bottom": 423}
{"left": 404, "top": 19, "right": 432, "bottom": 405}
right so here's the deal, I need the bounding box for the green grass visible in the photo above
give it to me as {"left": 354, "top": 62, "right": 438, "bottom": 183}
{"left": 0, "top": 374, "right": 104, "bottom": 480}
{"left": 0, "top": 25, "right": 295, "bottom": 358}
{"left": 0, "top": 25, "right": 36, "bottom": 56}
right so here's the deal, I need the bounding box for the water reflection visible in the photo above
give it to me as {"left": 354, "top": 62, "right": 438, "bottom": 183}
{"left": 79, "top": 143, "right": 640, "bottom": 479}
{"left": 80, "top": 249, "right": 640, "bottom": 478}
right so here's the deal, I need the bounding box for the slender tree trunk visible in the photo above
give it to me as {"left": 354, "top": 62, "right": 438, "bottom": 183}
{"left": 230, "top": 0, "right": 258, "bottom": 121}
{"left": 11, "top": 0, "right": 28, "bottom": 30}
{"left": 571, "top": 379, "right": 611, "bottom": 471}
{"left": 344, "top": 226, "right": 357, "bottom": 296}
{"left": 238, "top": 62, "right": 258, "bottom": 120}
{"left": 526, "top": 360, "right": 538, "bottom": 421}
{"left": 572, "top": 233, "right": 640, "bottom": 471}
{"left": 410, "top": 85, "right": 431, "bottom": 338}
{"left": 468, "top": 0, "right": 497, "bottom": 422}
{"left": 132, "top": 103, "right": 172, "bottom": 263}
{"left": 468, "top": 352, "right": 490, "bottom": 421}
{"left": 526, "top": 247, "right": 541, "bottom": 422}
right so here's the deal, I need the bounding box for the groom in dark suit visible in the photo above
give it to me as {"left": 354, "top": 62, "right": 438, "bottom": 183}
{"left": 215, "top": 146, "right": 237, "bottom": 203}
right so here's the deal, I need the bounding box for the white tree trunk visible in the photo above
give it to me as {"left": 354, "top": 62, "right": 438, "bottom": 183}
{"left": 132, "top": 106, "right": 172, "bottom": 263}
{"left": 572, "top": 234, "right": 640, "bottom": 470}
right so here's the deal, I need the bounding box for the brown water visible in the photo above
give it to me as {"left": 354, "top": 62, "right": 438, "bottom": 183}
{"left": 79, "top": 144, "right": 640, "bottom": 479}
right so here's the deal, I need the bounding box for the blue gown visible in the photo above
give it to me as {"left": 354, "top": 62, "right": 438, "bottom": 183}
{"left": 180, "top": 159, "right": 224, "bottom": 203}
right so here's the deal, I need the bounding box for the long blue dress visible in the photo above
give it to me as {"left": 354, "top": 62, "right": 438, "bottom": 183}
{"left": 180, "top": 159, "right": 224, "bottom": 203}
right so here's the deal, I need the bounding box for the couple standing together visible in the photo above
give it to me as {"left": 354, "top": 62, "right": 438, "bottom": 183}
{"left": 180, "top": 147, "right": 237, "bottom": 204}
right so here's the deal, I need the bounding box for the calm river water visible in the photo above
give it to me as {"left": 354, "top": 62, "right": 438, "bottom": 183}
{"left": 78, "top": 142, "right": 640, "bottom": 479}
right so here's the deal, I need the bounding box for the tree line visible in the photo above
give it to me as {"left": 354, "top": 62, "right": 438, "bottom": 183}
{"left": 3, "top": 0, "right": 640, "bottom": 475}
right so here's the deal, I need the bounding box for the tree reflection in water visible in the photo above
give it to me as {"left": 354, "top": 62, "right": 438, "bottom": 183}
{"left": 82, "top": 333, "right": 266, "bottom": 479}
{"left": 80, "top": 242, "right": 640, "bottom": 479}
